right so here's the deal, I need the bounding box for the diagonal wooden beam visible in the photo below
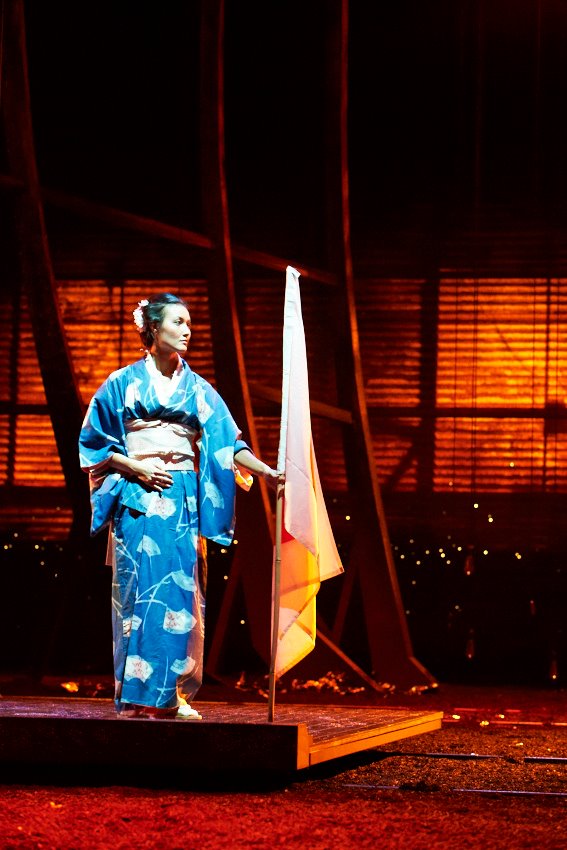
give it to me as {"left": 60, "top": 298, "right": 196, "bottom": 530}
{"left": 39, "top": 184, "right": 338, "bottom": 285}
{"left": 1, "top": 0, "right": 88, "bottom": 530}
{"left": 199, "top": 1, "right": 370, "bottom": 688}
{"left": 42, "top": 186, "right": 214, "bottom": 250}
{"left": 249, "top": 381, "right": 353, "bottom": 424}
{"left": 324, "top": 0, "right": 435, "bottom": 688}
{"left": 197, "top": 0, "right": 275, "bottom": 673}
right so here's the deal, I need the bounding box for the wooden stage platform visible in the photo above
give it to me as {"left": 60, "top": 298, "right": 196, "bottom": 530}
{"left": 0, "top": 697, "right": 443, "bottom": 777}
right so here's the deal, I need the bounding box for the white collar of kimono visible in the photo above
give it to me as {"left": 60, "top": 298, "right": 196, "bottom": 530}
{"left": 144, "top": 353, "right": 184, "bottom": 404}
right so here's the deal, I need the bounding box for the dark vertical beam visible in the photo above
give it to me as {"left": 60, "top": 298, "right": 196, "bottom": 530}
{"left": 1, "top": 0, "right": 88, "bottom": 529}
{"left": 7, "top": 242, "right": 20, "bottom": 487}
{"left": 198, "top": 0, "right": 275, "bottom": 672}
{"left": 325, "top": 0, "right": 435, "bottom": 687}
{"left": 417, "top": 275, "right": 440, "bottom": 494}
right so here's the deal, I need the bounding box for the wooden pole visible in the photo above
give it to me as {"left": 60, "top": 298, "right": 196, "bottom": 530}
{"left": 267, "top": 479, "right": 285, "bottom": 722}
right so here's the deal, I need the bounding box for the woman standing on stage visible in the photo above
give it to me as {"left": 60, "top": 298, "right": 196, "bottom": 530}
{"left": 79, "top": 292, "right": 277, "bottom": 719}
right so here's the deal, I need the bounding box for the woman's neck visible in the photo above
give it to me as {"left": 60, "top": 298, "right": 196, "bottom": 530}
{"left": 150, "top": 350, "right": 179, "bottom": 378}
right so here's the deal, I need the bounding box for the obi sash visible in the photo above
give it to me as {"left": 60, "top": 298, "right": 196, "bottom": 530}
{"left": 125, "top": 418, "right": 198, "bottom": 471}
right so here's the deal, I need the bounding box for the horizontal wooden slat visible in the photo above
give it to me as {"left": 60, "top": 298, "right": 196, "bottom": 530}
{"left": 4, "top": 273, "right": 567, "bottom": 541}
{"left": 0, "top": 415, "right": 10, "bottom": 486}
{"left": 14, "top": 416, "right": 65, "bottom": 486}
{"left": 0, "top": 503, "right": 72, "bottom": 540}
{"left": 57, "top": 279, "right": 217, "bottom": 402}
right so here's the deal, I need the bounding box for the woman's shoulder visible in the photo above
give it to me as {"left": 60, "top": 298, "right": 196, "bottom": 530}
{"left": 179, "top": 359, "right": 205, "bottom": 385}
{"left": 191, "top": 369, "right": 218, "bottom": 394}
{"left": 100, "top": 359, "right": 146, "bottom": 389}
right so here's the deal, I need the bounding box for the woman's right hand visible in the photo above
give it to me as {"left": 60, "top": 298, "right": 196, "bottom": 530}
{"left": 130, "top": 458, "right": 173, "bottom": 492}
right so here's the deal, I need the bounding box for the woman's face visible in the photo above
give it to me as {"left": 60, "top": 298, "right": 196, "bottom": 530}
{"left": 153, "top": 304, "right": 191, "bottom": 354}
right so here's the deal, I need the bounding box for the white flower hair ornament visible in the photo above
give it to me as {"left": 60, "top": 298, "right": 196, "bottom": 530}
{"left": 133, "top": 299, "right": 149, "bottom": 331}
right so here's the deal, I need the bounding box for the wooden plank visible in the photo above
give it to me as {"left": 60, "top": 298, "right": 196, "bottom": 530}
{"left": 41, "top": 186, "right": 337, "bottom": 286}
{"left": 43, "top": 187, "right": 214, "bottom": 250}
{"left": 232, "top": 245, "right": 337, "bottom": 287}
{"left": 249, "top": 380, "right": 353, "bottom": 424}
{"left": 309, "top": 712, "right": 444, "bottom": 765}
{"left": 0, "top": 698, "right": 442, "bottom": 775}
{"left": 198, "top": 0, "right": 275, "bottom": 678}
{"left": 321, "top": 1, "right": 435, "bottom": 690}
{"left": 0, "top": 717, "right": 307, "bottom": 775}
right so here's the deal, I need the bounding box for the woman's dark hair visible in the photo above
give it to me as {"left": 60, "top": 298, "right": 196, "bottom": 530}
{"left": 138, "top": 292, "right": 188, "bottom": 348}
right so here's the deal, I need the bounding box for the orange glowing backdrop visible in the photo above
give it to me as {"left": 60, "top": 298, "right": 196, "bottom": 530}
{"left": 2, "top": 274, "right": 567, "bottom": 544}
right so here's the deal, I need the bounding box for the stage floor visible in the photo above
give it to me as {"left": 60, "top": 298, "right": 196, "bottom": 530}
{"left": 0, "top": 697, "right": 443, "bottom": 775}
{"left": 1, "top": 686, "right": 566, "bottom": 849}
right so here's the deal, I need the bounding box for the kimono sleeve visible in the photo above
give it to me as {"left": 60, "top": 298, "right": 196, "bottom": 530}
{"left": 79, "top": 375, "right": 127, "bottom": 473}
{"left": 195, "top": 378, "right": 250, "bottom": 545}
{"left": 78, "top": 374, "right": 128, "bottom": 535}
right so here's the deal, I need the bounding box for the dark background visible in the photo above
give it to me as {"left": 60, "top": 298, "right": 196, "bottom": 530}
{"left": 25, "top": 1, "right": 567, "bottom": 258}
{"left": 2, "top": 0, "right": 567, "bottom": 691}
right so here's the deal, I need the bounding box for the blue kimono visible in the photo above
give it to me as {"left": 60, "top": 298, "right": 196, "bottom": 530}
{"left": 79, "top": 356, "right": 249, "bottom": 712}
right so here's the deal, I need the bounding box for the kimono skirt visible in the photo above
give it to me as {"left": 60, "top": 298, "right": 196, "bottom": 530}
{"left": 111, "top": 445, "right": 205, "bottom": 713}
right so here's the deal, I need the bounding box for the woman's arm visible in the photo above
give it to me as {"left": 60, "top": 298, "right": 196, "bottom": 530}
{"left": 234, "top": 448, "right": 279, "bottom": 483}
{"left": 110, "top": 453, "right": 173, "bottom": 492}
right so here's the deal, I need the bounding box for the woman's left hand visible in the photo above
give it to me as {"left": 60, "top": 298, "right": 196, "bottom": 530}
{"left": 262, "top": 465, "right": 283, "bottom": 490}
{"left": 234, "top": 449, "right": 283, "bottom": 488}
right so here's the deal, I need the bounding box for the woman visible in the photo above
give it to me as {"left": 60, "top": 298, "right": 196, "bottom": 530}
{"left": 79, "top": 292, "right": 277, "bottom": 719}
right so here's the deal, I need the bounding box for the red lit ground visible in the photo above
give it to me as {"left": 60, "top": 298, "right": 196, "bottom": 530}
{"left": 0, "top": 681, "right": 566, "bottom": 849}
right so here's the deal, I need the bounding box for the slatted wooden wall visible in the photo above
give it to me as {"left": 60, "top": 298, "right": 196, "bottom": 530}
{"left": 0, "top": 279, "right": 215, "bottom": 539}
{"left": 3, "top": 272, "right": 567, "bottom": 540}
{"left": 436, "top": 278, "right": 567, "bottom": 494}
